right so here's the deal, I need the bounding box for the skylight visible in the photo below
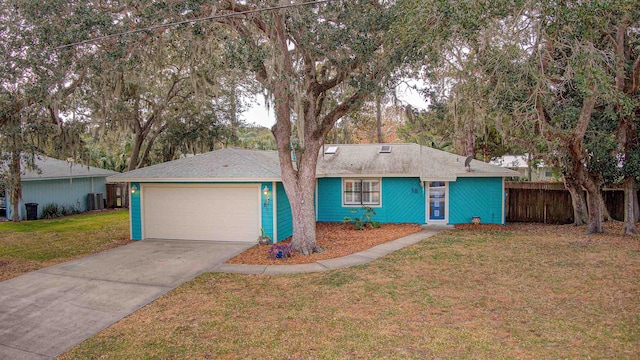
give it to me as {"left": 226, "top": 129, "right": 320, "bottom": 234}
{"left": 325, "top": 146, "right": 338, "bottom": 154}
{"left": 379, "top": 145, "right": 391, "bottom": 153}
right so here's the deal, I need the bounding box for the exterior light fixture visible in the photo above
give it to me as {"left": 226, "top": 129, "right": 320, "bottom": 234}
{"left": 130, "top": 184, "right": 138, "bottom": 194}
{"left": 263, "top": 185, "right": 270, "bottom": 207}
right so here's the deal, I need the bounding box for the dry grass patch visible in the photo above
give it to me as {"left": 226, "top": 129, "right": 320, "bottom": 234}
{"left": 60, "top": 222, "right": 639, "bottom": 359}
{"left": 0, "top": 209, "right": 131, "bottom": 281}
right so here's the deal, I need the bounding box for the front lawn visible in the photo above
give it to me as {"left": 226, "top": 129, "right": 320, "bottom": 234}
{"left": 0, "top": 209, "right": 131, "bottom": 281}
{"left": 60, "top": 223, "right": 639, "bottom": 359}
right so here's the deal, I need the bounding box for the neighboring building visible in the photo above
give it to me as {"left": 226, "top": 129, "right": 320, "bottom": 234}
{"left": 1, "top": 156, "right": 118, "bottom": 220}
{"left": 490, "top": 155, "right": 558, "bottom": 181}
{"left": 108, "top": 144, "right": 518, "bottom": 243}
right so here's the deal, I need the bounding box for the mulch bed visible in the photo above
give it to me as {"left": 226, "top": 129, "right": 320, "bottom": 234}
{"left": 226, "top": 222, "right": 424, "bottom": 265}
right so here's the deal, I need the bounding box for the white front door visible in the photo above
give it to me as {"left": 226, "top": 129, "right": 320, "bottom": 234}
{"left": 426, "top": 181, "right": 448, "bottom": 223}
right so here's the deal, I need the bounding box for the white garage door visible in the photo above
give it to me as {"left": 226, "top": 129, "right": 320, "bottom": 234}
{"left": 143, "top": 185, "right": 260, "bottom": 242}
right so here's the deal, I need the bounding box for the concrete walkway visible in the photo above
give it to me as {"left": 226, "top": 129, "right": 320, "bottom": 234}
{"left": 0, "top": 240, "right": 253, "bottom": 360}
{"left": 0, "top": 228, "right": 446, "bottom": 359}
{"left": 214, "top": 227, "right": 447, "bottom": 274}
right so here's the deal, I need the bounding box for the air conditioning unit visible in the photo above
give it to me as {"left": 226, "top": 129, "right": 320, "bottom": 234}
{"left": 87, "top": 193, "right": 96, "bottom": 211}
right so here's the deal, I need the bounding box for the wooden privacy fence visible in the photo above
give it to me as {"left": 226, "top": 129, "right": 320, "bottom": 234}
{"left": 505, "top": 182, "right": 633, "bottom": 224}
{"left": 106, "top": 183, "right": 129, "bottom": 209}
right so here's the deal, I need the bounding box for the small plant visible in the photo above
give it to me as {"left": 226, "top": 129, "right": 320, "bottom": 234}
{"left": 343, "top": 206, "right": 380, "bottom": 230}
{"left": 268, "top": 242, "right": 293, "bottom": 260}
{"left": 257, "top": 228, "right": 271, "bottom": 245}
{"left": 41, "top": 203, "right": 63, "bottom": 219}
{"left": 41, "top": 203, "right": 83, "bottom": 219}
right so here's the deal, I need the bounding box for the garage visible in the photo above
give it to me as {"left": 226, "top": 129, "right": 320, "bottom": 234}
{"left": 142, "top": 184, "right": 261, "bottom": 242}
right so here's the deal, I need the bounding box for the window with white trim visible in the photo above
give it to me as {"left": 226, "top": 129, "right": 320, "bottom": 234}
{"left": 343, "top": 179, "right": 381, "bottom": 206}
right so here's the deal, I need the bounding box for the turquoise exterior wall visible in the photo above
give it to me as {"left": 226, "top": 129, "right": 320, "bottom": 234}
{"left": 7, "top": 177, "right": 107, "bottom": 220}
{"left": 130, "top": 182, "right": 142, "bottom": 240}
{"left": 449, "top": 177, "right": 504, "bottom": 225}
{"left": 260, "top": 182, "right": 274, "bottom": 241}
{"left": 276, "top": 182, "right": 293, "bottom": 242}
{"left": 316, "top": 177, "right": 425, "bottom": 224}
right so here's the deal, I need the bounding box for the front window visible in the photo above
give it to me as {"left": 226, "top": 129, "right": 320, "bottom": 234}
{"left": 344, "top": 179, "right": 380, "bottom": 206}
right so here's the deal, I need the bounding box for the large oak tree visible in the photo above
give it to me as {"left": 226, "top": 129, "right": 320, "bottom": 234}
{"left": 215, "top": 0, "right": 449, "bottom": 254}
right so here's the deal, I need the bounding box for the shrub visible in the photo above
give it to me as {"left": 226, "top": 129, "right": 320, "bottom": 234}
{"left": 40, "top": 203, "right": 82, "bottom": 219}
{"left": 343, "top": 206, "right": 380, "bottom": 230}
{"left": 41, "top": 203, "right": 63, "bottom": 219}
{"left": 268, "top": 243, "right": 293, "bottom": 260}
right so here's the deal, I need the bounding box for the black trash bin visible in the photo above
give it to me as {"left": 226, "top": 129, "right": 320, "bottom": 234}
{"left": 25, "top": 203, "right": 38, "bottom": 220}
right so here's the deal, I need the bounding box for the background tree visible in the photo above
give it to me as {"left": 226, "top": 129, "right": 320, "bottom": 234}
{"left": 0, "top": 0, "right": 115, "bottom": 220}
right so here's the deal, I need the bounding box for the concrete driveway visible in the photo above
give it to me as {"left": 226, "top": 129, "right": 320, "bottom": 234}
{"left": 0, "top": 239, "right": 253, "bottom": 360}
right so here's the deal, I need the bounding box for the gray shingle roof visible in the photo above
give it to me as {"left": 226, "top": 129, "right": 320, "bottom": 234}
{"left": 317, "top": 143, "right": 519, "bottom": 181}
{"left": 108, "top": 144, "right": 518, "bottom": 182}
{"left": 20, "top": 155, "right": 117, "bottom": 181}
{"left": 108, "top": 148, "right": 282, "bottom": 182}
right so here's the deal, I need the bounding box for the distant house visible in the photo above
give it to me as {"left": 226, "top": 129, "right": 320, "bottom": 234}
{"left": 1, "top": 155, "right": 118, "bottom": 220}
{"left": 109, "top": 144, "right": 518, "bottom": 243}
{"left": 490, "top": 155, "right": 558, "bottom": 182}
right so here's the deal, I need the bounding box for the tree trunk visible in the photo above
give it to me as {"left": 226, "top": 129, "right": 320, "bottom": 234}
{"left": 9, "top": 150, "right": 22, "bottom": 222}
{"left": 342, "top": 118, "right": 350, "bottom": 144}
{"left": 137, "top": 125, "right": 166, "bottom": 169}
{"left": 465, "top": 125, "right": 474, "bottom": 156}
{"left": 634, "top": 188, "right": 640, "bottom": 222}
{"left": 229, "top": 82, "right": 238, "bottom": 146}
{"left": 128, "top": 133, "right": 145, "bottom": 171}
{"left": 623, "top": 177, "right": 637, "bottom": 234}
{"left": 597, "top": 190, "right": 612, "bottom": 222}
{"left": 272, "top": 94, "right": 322, "bottom": 255}
{"left": 583, "top": 178, "right": 603, "bottom": 234}
{"left": 280, "top": 149, "right": 321, "bottom": 255}
{"left": 564, "top": 175, "right": 588, "bottom": 226}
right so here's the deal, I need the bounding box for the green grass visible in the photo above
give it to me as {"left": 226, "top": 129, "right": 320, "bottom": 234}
{"left": 0, "top": 210, "right": 130, "bottom": 280}
{"left": 59, "top": 223, "right": 640, "bottom": 359}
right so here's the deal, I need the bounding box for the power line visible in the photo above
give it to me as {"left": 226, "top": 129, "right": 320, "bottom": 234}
{"left": 53, "top": 0, "right": 331, "bottom": 50}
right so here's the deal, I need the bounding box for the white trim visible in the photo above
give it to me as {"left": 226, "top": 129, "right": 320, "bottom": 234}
{"left": 315, "top": 179, "right": 319, "bottom": 221}
{"left": 454, "top": 173, "right": 517, "bottom": 178}
{"left": 139, "top": 184, "right": 145, "bottom": 239}
{"left": 107, "top": 177, "right": 282, "bottom": 183}
{"left": 21, "top": 174, "right": 115, "bottom": 182}
{"left": 258, "top": 185, "right": 263, "bottom": 238}
{"left": 342, "top": 178, "right": 382, "bottom": 208}
{"left": 129, "top": 184, "right": 134, "bottom": 240}
{"left": 110, "top": 174, "right": 516, "bottom": 182}
{"left": 321, "top": 173, "right": 414, "bottom": 178}
{"left": 425, "top": 181, "right": 449, "bottom": 224}
{"left": 272, "top": 181, "right": 277, "bottom": 243}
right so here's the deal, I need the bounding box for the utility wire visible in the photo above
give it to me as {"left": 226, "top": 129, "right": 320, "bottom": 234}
{"left": 53, "top": 0, "right": 331, "bottom": 50}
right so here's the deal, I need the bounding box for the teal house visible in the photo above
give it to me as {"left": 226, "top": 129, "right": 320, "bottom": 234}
{"left": 1, "top": 155, "right": 117, "bottom": 220}
{"left": 108, "top": 144, "right": 517, "bottom": 243}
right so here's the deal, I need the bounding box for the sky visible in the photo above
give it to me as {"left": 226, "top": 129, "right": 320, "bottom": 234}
{"left": 240, "top": 83, "right": 430, "bottom": 129}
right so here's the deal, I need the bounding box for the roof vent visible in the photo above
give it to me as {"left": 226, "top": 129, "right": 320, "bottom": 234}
{"left": 379, "top": 145, "right": 391, "bottom": 153}
{"left": 324, "top": 146, "right": 338, "bottom": 154}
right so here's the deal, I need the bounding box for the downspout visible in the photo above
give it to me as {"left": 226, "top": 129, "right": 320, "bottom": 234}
{"left": 502, "top": 177, "right": 506, "bottom": 225}
{"left": 128, "top": 183, "right": 133, "bottom": 239}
